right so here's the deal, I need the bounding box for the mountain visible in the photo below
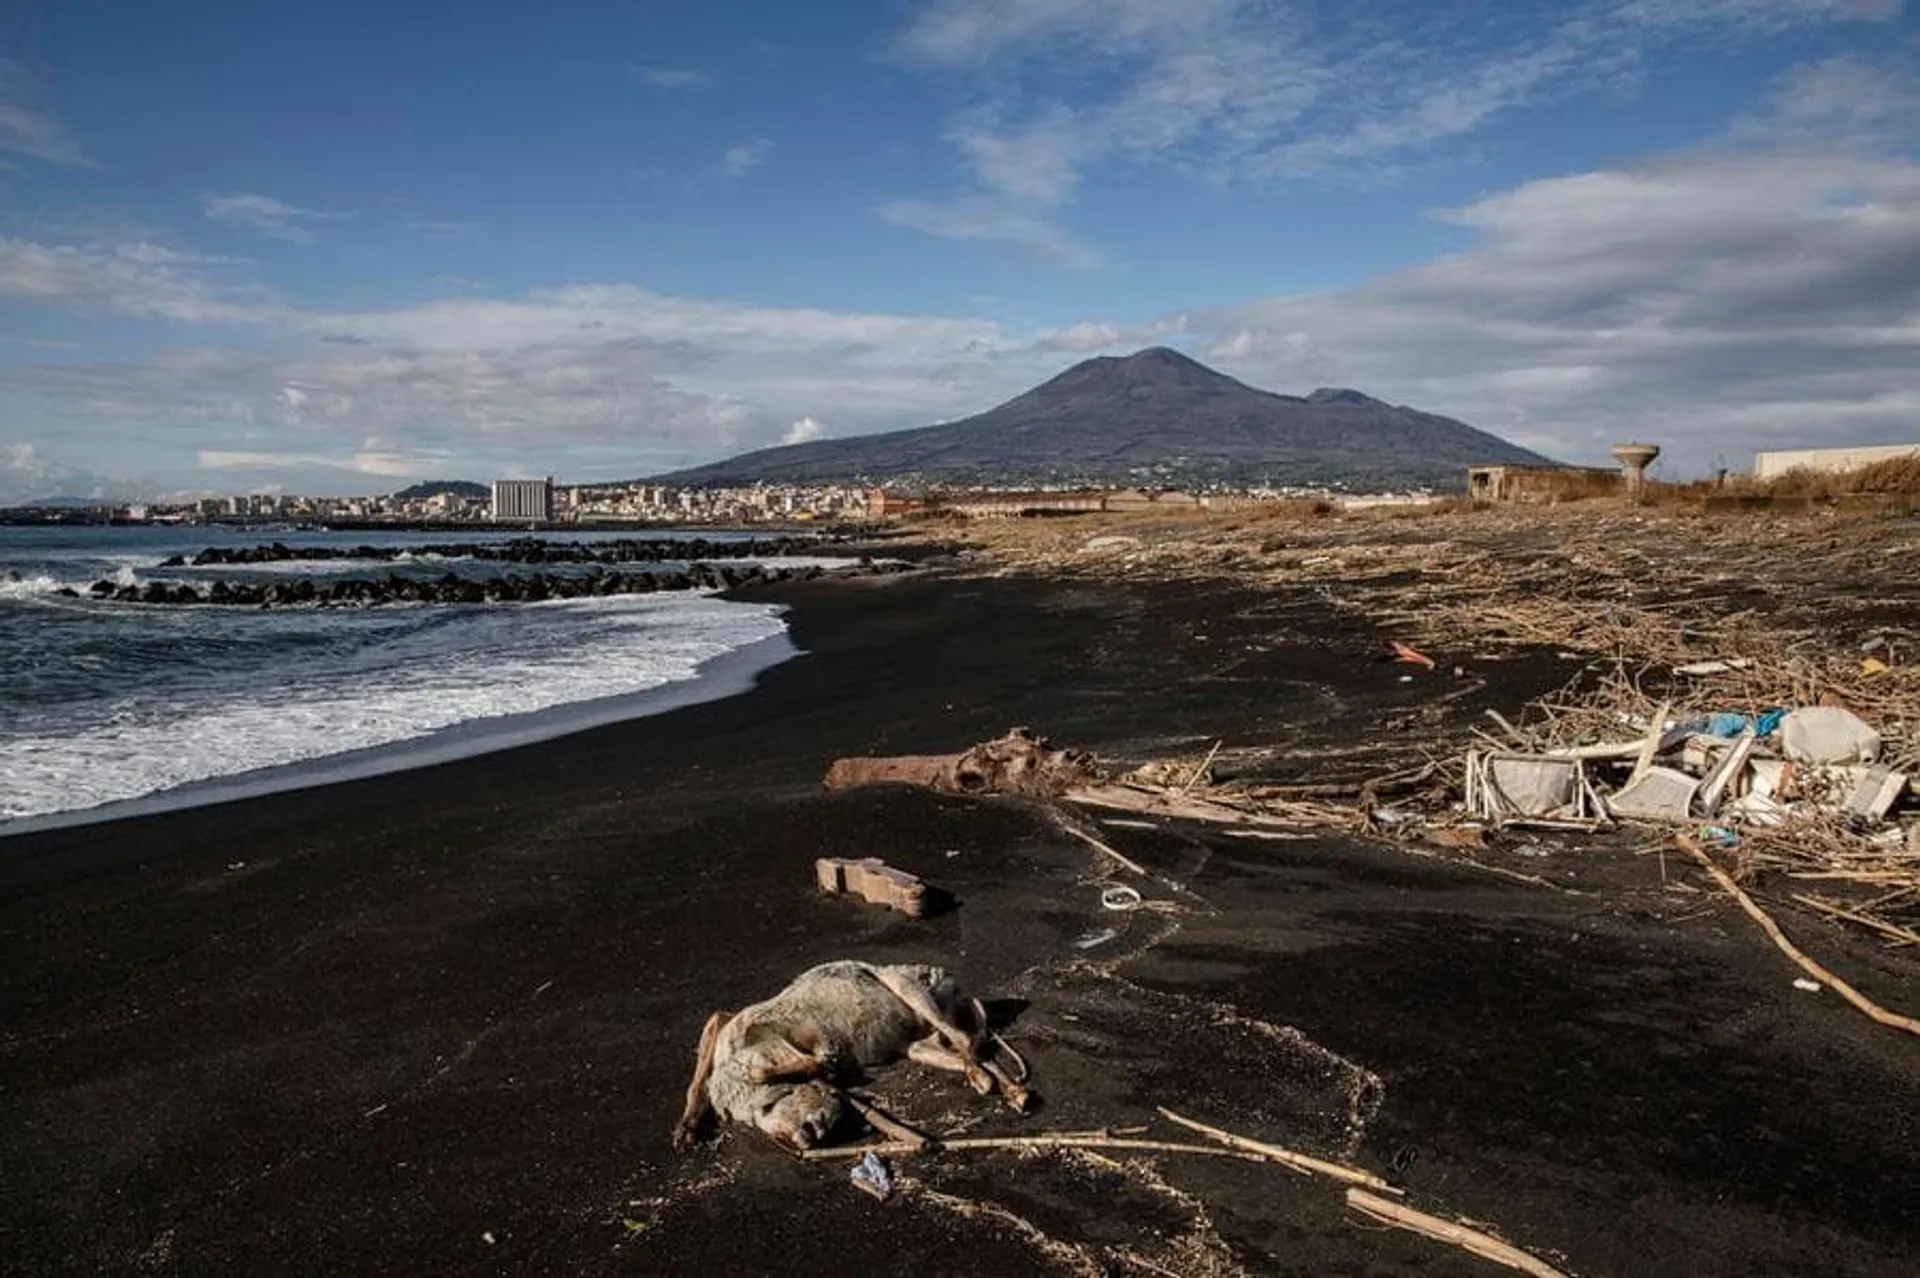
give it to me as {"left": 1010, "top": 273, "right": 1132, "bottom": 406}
{"left": 649, "top": 348, "right": 1557, "bottom": 490}
{"left": 390, "top": 480, "right": 488, "bottom": 500}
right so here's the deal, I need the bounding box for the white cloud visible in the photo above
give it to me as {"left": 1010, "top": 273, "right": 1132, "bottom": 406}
{"left": 0, "top": 61, "right": 93, "bottom": 168}
{"left": 1187, "top": 143, "right": 1920, "bottom": 473}
{"left": 719, "top": 139, "right": 772, "bottom": 177}
{"left": 402, "top": 217, "right": 483, "bottom": 239}
{"left": 883, "top": 0, "right": 1907, "bottom": 258}
{"left": 783, "top": 416, "right": 825, "bottom": 444}
{"left": 197, "top": 448, "right": 430, "bottom": 477}
{"left": 201, "top": 192, "right": 355, "bottom": 242}
{"left": 0, "top": 237, "right": 276, "bottom": 323}
{"left": 878, "top": 197, "right": 1102, "bottom": 268}
{"left": 632, "top": 66, "right": 714, "bottom": 90}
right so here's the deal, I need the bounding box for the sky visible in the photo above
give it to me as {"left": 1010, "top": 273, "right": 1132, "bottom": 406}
{"left": 1, "top": 0, "right": 1917, "bottom": 502}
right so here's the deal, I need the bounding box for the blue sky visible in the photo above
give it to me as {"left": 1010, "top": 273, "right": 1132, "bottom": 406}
{"left": 2, "top": 0, "right": 1917, "bottom": 500}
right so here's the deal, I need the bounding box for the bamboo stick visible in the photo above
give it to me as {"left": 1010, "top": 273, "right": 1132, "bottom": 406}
{"left": 1346, "top": 1188, "right": 1570, "bottom": 1278}
{"left": 1788, "top": 894, "right": 1920, "bottom": 948}
{"left": 1676, "top": 835, "right": 1920, "bottom": 1037}
{"left": 1056, "top": 822, "right": 1148, "bottom": 876}
{"left": 1179, "top": 739, "right": 1225, "bottom": 796}
{"left": 1156, "top": 1107, "right": 1399, "bottom": 1193}
{"left": 797, "top": 1133, "right": 1274, "bottom": 1164}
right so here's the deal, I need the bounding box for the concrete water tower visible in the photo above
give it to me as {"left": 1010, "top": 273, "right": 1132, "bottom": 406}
{"left": 1611, "top": 442, "right": 1661, "bottom": 501}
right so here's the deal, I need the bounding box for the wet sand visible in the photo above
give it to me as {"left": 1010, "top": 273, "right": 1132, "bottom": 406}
{"left": 2, "top": 563, "right": 1916, "bottom": 1275}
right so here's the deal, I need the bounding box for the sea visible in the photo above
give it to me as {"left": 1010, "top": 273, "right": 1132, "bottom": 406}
{"left": 0, "top": 523, "right": 827, "bottom": 833}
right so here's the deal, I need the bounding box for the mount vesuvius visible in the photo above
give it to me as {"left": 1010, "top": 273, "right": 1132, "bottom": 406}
{"left": 648, "top": 348, "right": 1556, "bottom": 489}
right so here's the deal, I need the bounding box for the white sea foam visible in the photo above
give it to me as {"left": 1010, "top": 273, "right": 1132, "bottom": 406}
{"left": 0, "top": 593, "right": 789, "bottom": 824}
{"left": 0, "top": 573, "right": 64, "bottom": 600}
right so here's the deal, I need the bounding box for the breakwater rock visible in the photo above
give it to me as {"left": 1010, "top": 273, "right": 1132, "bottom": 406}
{"left": 88, "top": 558, "right": 910, "bottom": 608}
{"left": 160, "top": 536, "right": 820, "bottom": 569}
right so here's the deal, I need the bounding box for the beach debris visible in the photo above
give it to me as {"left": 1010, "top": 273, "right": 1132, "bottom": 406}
{"left": 1674, "top": 658, "right": 1753, "bottom": 676}
{"left": 815, "top": 857, "right": 929, "bottom": 917}
{"left": 1779, "top": 706, "right": 1881, "bottom": 765}
{"left": 1600, "top": 765, "right": 1698, "bottom": 823}
{"left": 1463, "top": 751, "right": 1600, "bottom": 826}
{"left": 1345, "top": 1189, "right": 1570, "bottom": 1278}
{"left": 1844, "top": 765, "right": 1908, "bottom": 822}
{"left": 1793, "top": 979, "right": 1823, "bottom": 993}
{"left": 1387, "top": 640, "right": 1436, "bottom": 671}
{"left": 1100, "top": 885, "right": 1144, "bottom": 912}
{"left": 1675, "top": 835, "right": 1920, "bottom": 1038}
{"left": 1073, "top": 927, "right": 1120, "bottom": 950}
{"left": 824, "top": 727, "right": 1099, "bottom": 797}
{"left": 849, "top": 1151, "right": 895, "bottom": 1201}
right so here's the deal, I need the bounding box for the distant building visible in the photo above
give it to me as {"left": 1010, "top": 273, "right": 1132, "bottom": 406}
{"left": 1754, "top": 444, "right": 1920, "bottom": 480}
{"left": 1466, "top": 465, "right": 1619, "bottom": 503}
{"left": 491, "top": 477, "right": 553, "bottom": 522}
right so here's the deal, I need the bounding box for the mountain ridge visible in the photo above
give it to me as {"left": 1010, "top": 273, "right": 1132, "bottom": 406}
{"left": 646, "top": 347, "right": 1556, "bottom": 489}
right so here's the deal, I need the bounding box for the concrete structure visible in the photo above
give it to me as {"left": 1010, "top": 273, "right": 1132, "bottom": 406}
{"left": 490, "top": 477, "right": 553, "bottom": 523}
{"left": 1611, "top": 442, "right": 1661, "bottom": 499}
{"left": 1754, "top": 443, "right": 1920, "bottom": 481}
{"left": 1466, "top": 465, "right": 1619, "bottom": 503}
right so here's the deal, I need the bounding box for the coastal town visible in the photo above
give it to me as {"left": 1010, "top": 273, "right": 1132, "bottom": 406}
{"left": 0, "top": 475, "right": 1428, "bottom": 527}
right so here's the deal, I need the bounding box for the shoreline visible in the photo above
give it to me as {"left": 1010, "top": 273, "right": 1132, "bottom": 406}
{"left": 3, "top": 551, "right": 1915, "bottom": 1276}
{"left": 0, "top": 621, "right": 801, "bottom": 842}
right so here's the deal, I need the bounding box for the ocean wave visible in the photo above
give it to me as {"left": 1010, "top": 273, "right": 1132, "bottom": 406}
{"left": 0, "top": 573, "right": 65, "bottom": 600}
{"left": 0, "top": 593, "right": 789, "bottom": 823}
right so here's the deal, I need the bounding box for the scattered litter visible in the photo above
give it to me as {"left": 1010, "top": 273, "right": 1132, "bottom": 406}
{"left": 1793, "top": 979, "right": 1823, "bottom": 993}
{"left": 1843, "top": 766, "right": 1907, "bottom": 822}
{"left": 817, "top": 858, "right": 929, "bottom": 917}
{"left": 1100, "top": 885, "right": 1144, "bottom": 912}
{"left": 1425, "top": 825, "right": 1485, "bottom": 850}
{"left": 1073, "top": 927, "right": 1120, "bottom": 950}
{"left": 1606, "top": 767, "right": 1699, "bottom": 822}
{"left": 1779, "top": 706, "right": 1881, "bottom": 766}
{"left": 1388, "top": 640, "right": 1436, "bottom": 671}
{"left": 1675, "top": 658, "right": 1753, "bottom": 676}
{"left": 850, "top": 1152, "right": 895, "bottom": 1201}
{"left": 1862, "top": 657, "right": 1890, "bottom": 678}
{"left": 1465, "top": 752, "right": 1590, "bottom": 823}
{"left": 1372, "top": 805, "right": 1419, "bottom": 827}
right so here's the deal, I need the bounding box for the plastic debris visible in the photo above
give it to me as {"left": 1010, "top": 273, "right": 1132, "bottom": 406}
{"left": 1792, "top": 979, "right": 1823, "bottom": 993}
{"left": 1675, "top": 658, "right": 1753, "bottom": 676}
{"left": 1388, "top": 640, "right": 1436, "bottom": 670}
{"left": 851, "top": 1151, "right": 895, "bottom": 1201}
{"left": 1100, "top": 885, "right": 1143, "bottom": 912}
{"left": 1779, "top": 707, "right": 1882, "bottom": 766}
{"left": 1606, "top": 767, "right": 1700, "bottom": 823}
{"left": 1073, "top": 927, "right": 1119, "bottom": 950}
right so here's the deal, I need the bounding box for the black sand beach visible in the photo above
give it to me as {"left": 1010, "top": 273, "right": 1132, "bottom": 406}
{"left": 3, "top": 561, "right": 1916, "bottom": 1276}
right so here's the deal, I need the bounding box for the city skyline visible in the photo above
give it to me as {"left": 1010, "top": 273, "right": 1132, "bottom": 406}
{"left": 2, "top": 1, "right": 1918, "bottom": 504}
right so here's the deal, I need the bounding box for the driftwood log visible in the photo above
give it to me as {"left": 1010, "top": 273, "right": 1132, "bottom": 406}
{"left": 824, "top": 727, "right": 1100, "bottom": 798}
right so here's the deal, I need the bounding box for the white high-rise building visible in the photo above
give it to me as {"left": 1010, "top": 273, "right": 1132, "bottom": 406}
{"left": 491, "top": 477, "right": 553, "bottom": 522}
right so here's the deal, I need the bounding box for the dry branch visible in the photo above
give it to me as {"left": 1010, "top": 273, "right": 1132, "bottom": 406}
{"left": 797, "top": 1133, "right": 1273, "bottom": 1164}
{"left": 1346, "top": 1188, "right": 1570, "bottom": 1278}
{"left": 1156, "top": 1107, "right": 1399, "bottom": 1192}
{"left": 1675, "top": 834, "right": 1920, "bottom": 1037}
